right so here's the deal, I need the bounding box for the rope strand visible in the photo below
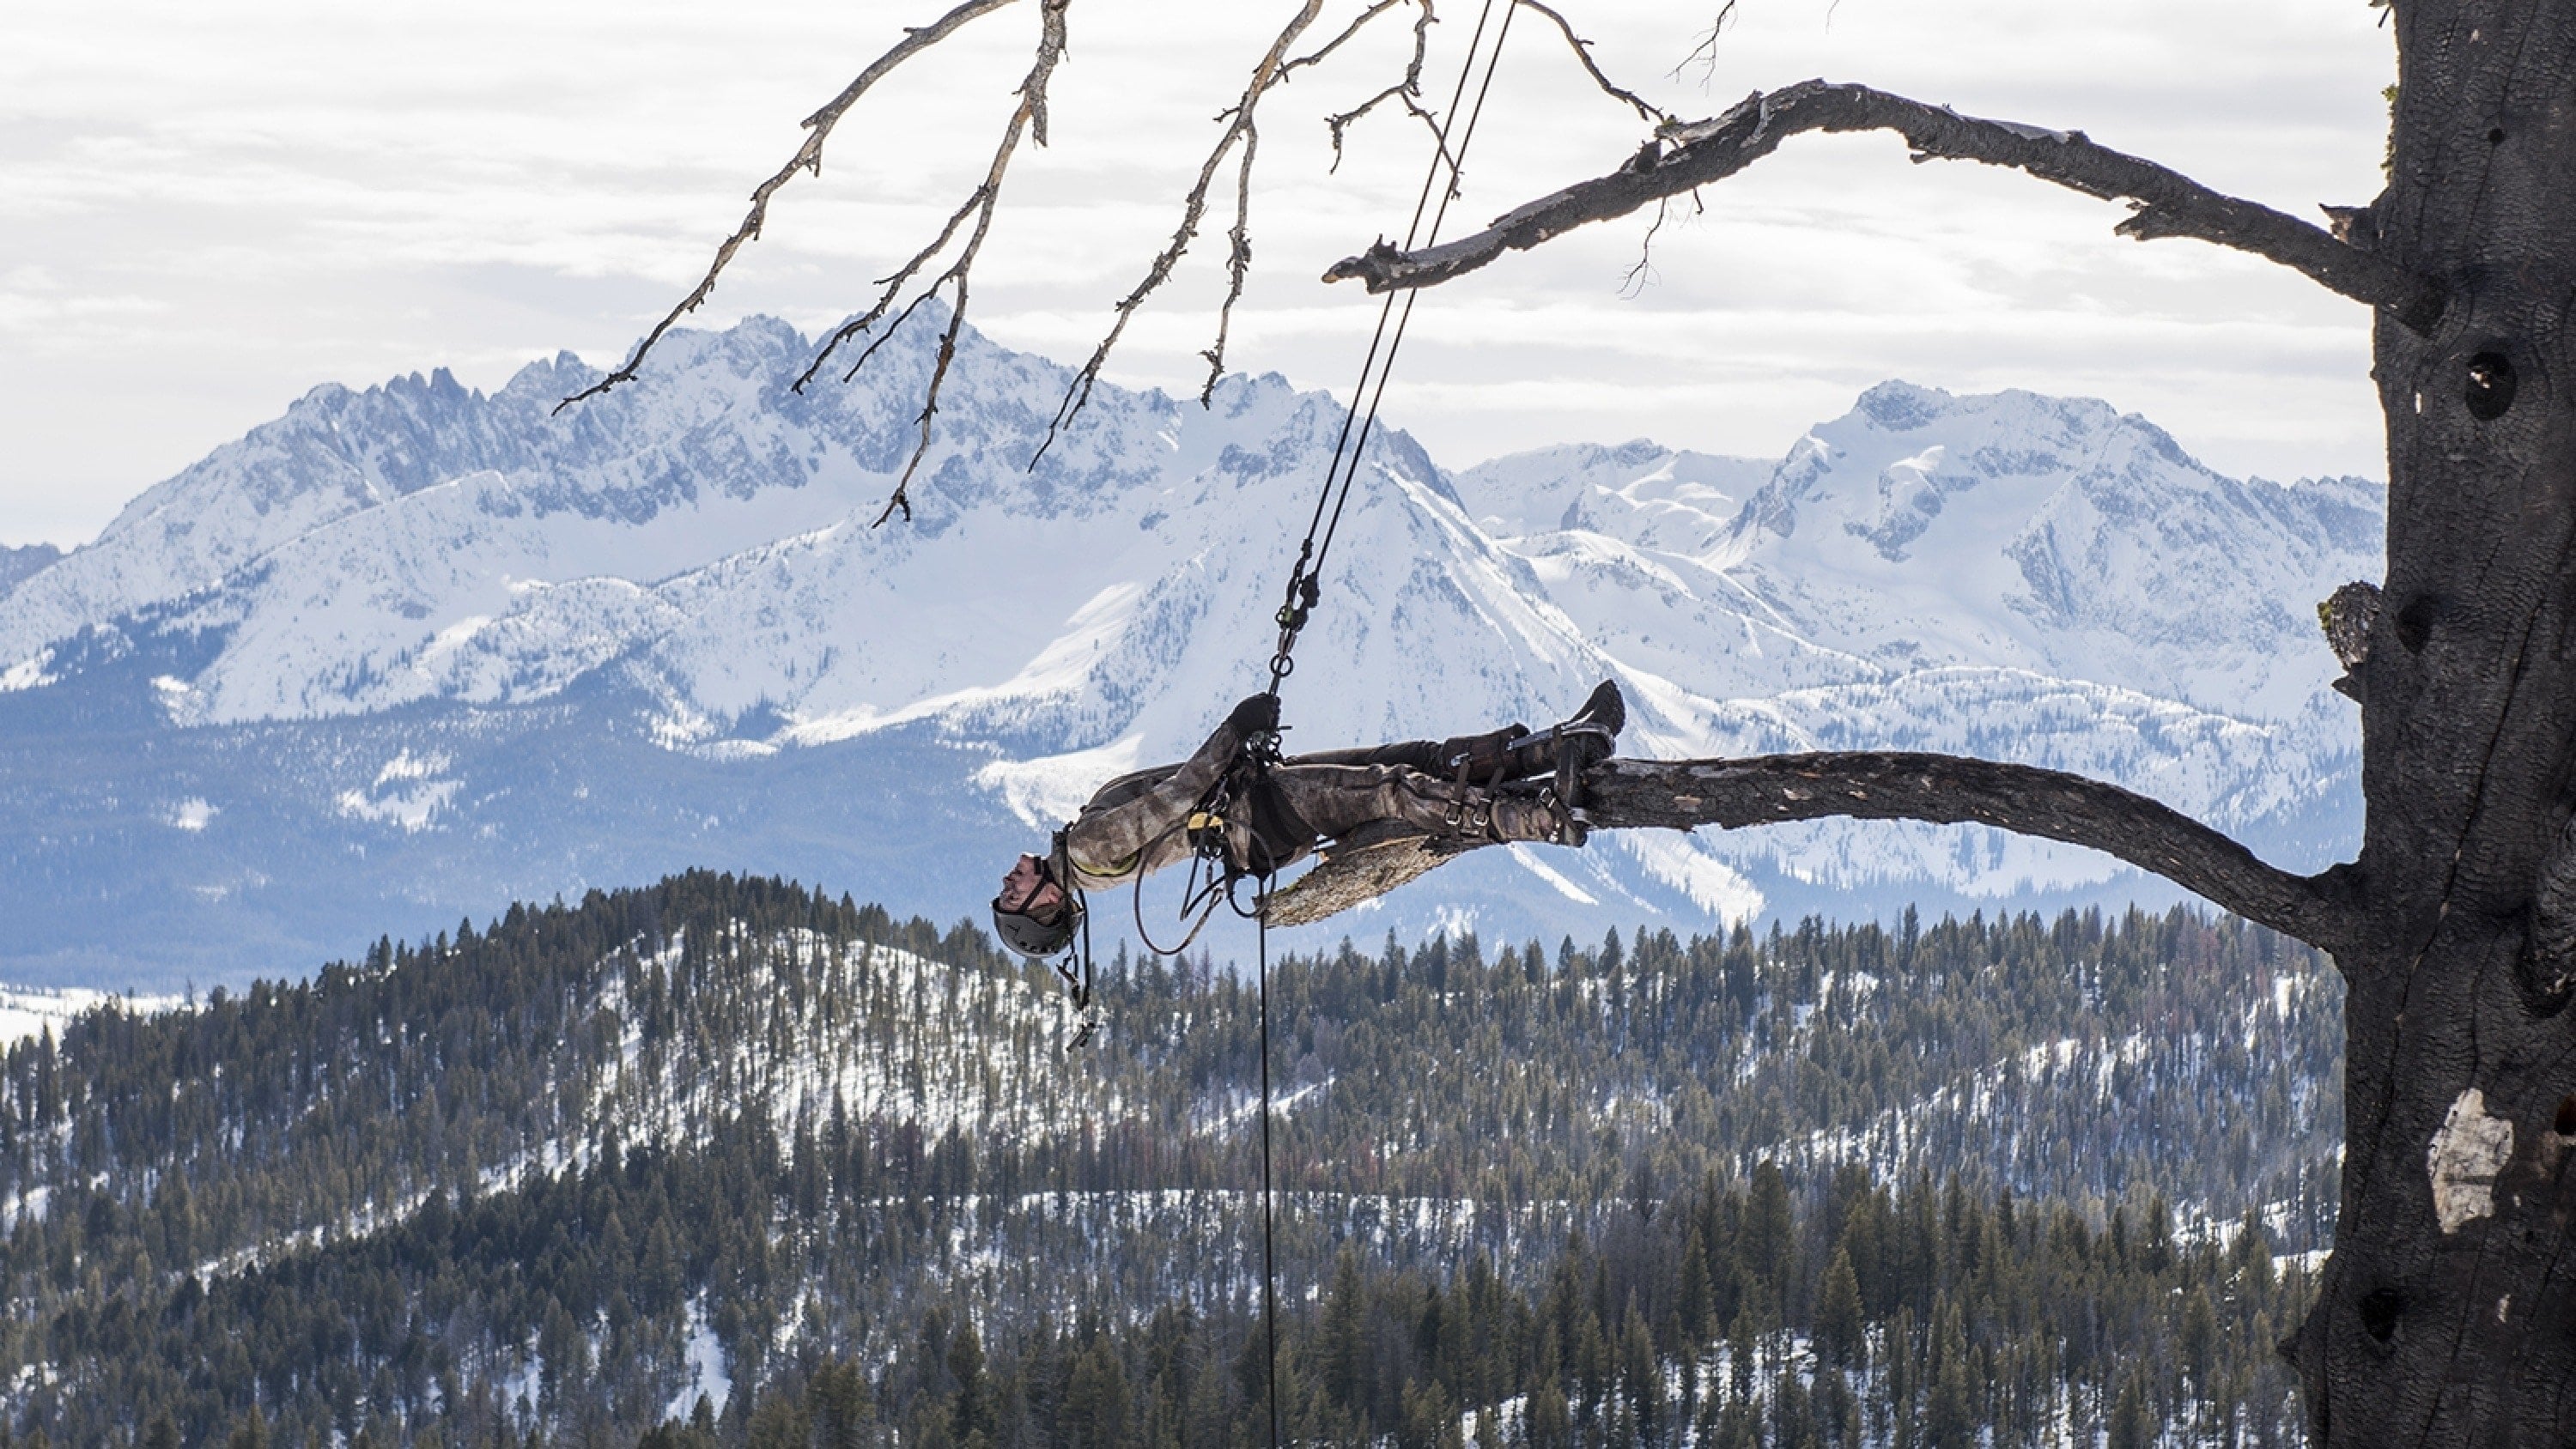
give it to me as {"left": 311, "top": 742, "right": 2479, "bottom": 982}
{"left": 1257, "top": 896, "right": 1280, "bottom": 1449}
{"left": 1238, "top": 14, "right": 1520, "bottom": 1446}
{"left": 1264, "top": 0, "right": 1513, "bottom": 699}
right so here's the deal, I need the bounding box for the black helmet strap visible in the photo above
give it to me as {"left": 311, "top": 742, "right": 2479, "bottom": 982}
{"left": 1046, "top": 830, "right": 1100, "bottom": 1050}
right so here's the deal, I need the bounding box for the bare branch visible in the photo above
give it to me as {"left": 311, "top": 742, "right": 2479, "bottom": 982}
{"left": 793, "top": 186, "right": 989, "bottom": 392}
{"left": 1619, "top": 194, "right": 1676, "bottom": 297}
{"left": 1267, "top": 827, "right": 1474, "bottom": 928}
{"left": 1512, "top": 0, "right": 1674, "bottom": 126}
{"left": 1324, "top": 78, "right": 2449, "bottom": 333}
{"left": 859, "top": 0, "right": 1072, "bottom": 525}
{"left": 1269, "top": 750, "right": 2354, "bottom": 948}
{"left": 1583, "top": 753, "right": 2354, "bottom": 952}
{"left": 1671, "top": 1, "right": 1738, "bottom": 86}
{"left": 1032, "top": 0, "right": 1346, "bottom": 464}
{"left": 1198, "top": 124, "right": 1262, "bottom": 402}
{"left": 554, "top": 0, "right": 1025, "bottom": 415}
{"left": 1325, "top": 83, "right": 1461, "bottom": 176}
{"left": 1279, "top": 0, "right": 1427, "bottom": 84}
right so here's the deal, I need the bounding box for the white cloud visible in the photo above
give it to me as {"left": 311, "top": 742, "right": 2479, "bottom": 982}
{"left": 0, "top": 0, "right": 2395, "bottom": 547}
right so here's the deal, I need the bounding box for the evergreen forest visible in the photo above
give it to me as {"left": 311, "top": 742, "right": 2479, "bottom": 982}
{"left": 0, "top": 872, "right": 2342, "bottom": 1446}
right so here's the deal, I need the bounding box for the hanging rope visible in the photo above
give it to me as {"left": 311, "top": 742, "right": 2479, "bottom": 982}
{"left": 1255, "top": 888, "right": 1281, "bottom": 1449}
{"left": 1263, "top": 0, "right": 1519, "bottom": 700}
{"left": 1068, "top": 11, "right": 1520, "bottom": 1442}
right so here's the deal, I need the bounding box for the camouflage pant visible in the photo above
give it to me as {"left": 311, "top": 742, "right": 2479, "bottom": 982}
{"left": 1059, "top": 724, "right": 1556, "bottom": 891}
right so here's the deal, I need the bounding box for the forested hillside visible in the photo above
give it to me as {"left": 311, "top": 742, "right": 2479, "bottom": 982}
{"left": 0, "top": 874, "right": 2339, "bottom": 1446}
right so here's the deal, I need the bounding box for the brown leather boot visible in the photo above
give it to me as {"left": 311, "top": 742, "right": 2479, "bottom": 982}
{"left": 1436, "top": 723, "right": 1530, "bottom": 780}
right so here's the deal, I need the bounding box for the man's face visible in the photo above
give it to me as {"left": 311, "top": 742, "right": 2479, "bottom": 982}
{"left": 998, "top": 852, "right": 1068, "bottom": 925}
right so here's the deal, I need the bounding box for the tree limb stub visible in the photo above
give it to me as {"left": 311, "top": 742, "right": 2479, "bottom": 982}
{"left": 1323, "top": 79, "right": 2447, "bottom": 334}
{"left": 1583, "top": 754, "right": 2354, "bottom": 952}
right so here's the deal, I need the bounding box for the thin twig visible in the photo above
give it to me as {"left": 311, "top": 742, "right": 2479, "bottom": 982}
{"left": 554, "top": 0, "right": 1025, "bottom": 415}
{"left": 1312, "top": 0, "right": 1437, "bottom": 172}
{"left": 1279, "top": 0, "right": 1425, "bottom": 84}
{"left": 1031, "top": 0, "right": 1355, "bottom": 464}
{"left": 838, "top": 287, "right": 944, "bottom": 385}
{"left": 1512, "top": 0, "right": 1674, "bottom": 125}
{"left": 865, "top": 0, "right": 1072, "bottom": 525}
{"left": 1199, "top": 123, "right": 1263, "bottom": 401}
{"left": 1619, "top": 195, "right": 1670, "bottom": 296}
{"left": 1326, "top": 77, "right": 2449, "bottom": 332}
{"left": 794, "top": 186, "right": 990, "bottom": 392}
{"left": 1673, "top": 1, "right": 1740, "bottom": 86}
{"left": 1325, "top": 84, "right": 1461, "bottom": 176}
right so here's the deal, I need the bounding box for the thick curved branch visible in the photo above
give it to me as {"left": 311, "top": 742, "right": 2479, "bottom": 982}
{"left": 555, "top": 0, "right": 1024, "bottom": 414}
{"left": 1584, "top": 753, "right": 2354, "bottom": 951}
{"left": 1323, "top": 78, "right": 2447, "bottom": 333}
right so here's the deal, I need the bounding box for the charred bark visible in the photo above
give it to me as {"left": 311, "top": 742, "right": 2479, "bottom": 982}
{"left": 1268, "top": 752, "right": 2351, "bottom": 948}
{"left": 2282, "top": 6, "right": 2576, "bottom": 1441}
{"left": 1582, "top": 754, "right": 2353, "bottom": 952}
{"left": 1324, "top": 78, "right": 2446, "bottom": 331}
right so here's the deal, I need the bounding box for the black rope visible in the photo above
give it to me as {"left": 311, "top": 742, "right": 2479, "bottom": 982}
{"left": 1238, "top": 15, "right": 1520, "bottom": 1445}
{"left": 1263, "top": 0, "right": 1515, "bottom": 700}
{"left": 1132, "top": 856, "right": 1226, "bottom": 958}
{"left": 1309, "top": 0, "right": 1517, "bottom": 585}
{"left": 1255, "top": 889, "right": 1280, "bottom": 1449}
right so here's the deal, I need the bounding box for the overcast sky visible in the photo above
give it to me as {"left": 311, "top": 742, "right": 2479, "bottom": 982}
{"left": 1, "top": 0, "right": 2396, "bottom": 549}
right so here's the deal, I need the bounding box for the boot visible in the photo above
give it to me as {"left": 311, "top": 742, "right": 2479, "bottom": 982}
{"left": 1493, "top": 680, "right": 1625, "bottom": 782}
{"left": 1435, "top": 723, "right": 1530, "bottom": 780}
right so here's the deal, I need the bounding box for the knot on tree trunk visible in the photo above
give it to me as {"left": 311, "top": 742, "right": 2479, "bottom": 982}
{"left": 2318, "top": 580, "right": 2381, "bottom": 701}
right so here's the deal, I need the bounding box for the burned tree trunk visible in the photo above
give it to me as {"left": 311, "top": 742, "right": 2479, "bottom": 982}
{"left": 2283, "top": 4, "right": 2576, "bottom": 1439}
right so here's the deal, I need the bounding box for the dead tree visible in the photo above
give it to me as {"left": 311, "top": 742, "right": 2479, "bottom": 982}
{"left": 1325, "top": 17, "right": 2576, "bottom": 1445}
{"left": 590, "top": 3, "right": 2576, "bottom": 1438}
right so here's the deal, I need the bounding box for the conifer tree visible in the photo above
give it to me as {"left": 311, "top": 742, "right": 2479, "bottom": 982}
{"left": 1817, "top": 1244, "right": 1867, "bottom": 1370}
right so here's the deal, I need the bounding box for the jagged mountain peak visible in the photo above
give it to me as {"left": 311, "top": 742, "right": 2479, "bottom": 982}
{"left": 0, "top": 331, "right": 2385, "bottom": 980}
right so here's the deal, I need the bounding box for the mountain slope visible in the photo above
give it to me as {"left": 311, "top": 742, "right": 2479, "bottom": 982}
{"left": 0, "top": 876, "right": 2336, "bottom": 1445}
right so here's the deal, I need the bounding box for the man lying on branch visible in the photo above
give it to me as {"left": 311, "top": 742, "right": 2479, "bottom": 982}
{"left": 990, "top": 681, "right": 1626, "bottom": 958}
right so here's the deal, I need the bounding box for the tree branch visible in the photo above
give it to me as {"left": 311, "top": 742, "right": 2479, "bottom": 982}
{"left": 1033, "top": 0, "right": 1346, "bottom": 463}
{"left": 1511, "top": 0, "right": 1673, "bottom": 127}
{"left": 1033, "top": 0, "right": 1447, "bottom": 462}
{"left": 1583, "top": 753, "right": 2354, "bottom": 952}
{"left": 830, "top": 0, "right": 1070, "bottom": 526}
{"left": 1672, "top": 1, "right": 1739, "bottom": 85}
{"left": 1323, "top": 78, "right": 2447, "bottom": 333}
{"left": 554, "top": 0, "right": 1026, "bottom": 415}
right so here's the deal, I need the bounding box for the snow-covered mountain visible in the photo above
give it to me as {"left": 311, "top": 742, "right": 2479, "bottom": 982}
{"left": 0, "top": 546, "right": 57, "bottom": 599}
{"left": 0, "top": 313, "right": 2379, "bottom": 987}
